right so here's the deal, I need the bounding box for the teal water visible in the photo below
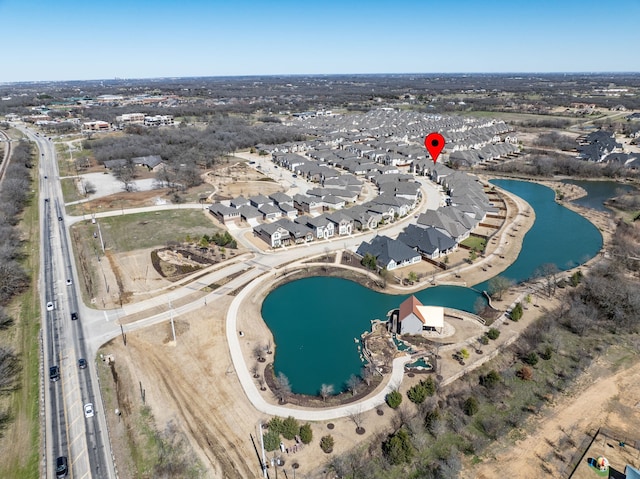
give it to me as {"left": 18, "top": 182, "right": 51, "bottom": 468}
{"left": 262, "top": 180, "right": 604, "bottom": 395}
{"left": 474, "top": 180, "right": 603, "bottom": 289}
{"left": 562, "top": 179, "right": 636, "bottom": 212}
{"left": 262, "top": 279, "right": 481, "bottom": 395}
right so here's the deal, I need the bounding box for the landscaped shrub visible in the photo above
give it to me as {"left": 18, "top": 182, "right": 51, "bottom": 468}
{"left": 478, "top": 335, "right": 489, "bottom": 346}
{"left": 460, "top": 348, "right": 470, "bottom": 359}
{"left": 268, "top": 417, "right": 284, "bottom": 434}
{"left": 511, "top": 302, "right": 523, "bottom": 321}
{"left": 210, "top": 231, "right": 237, "bottom": 248}
{"left": 463, "top": 396, "right": 479, "bottom": 416}
{"left": 382, "top": 427, "right": 415, "bottom": 465}
{"left": 263, "top": 429, "right": 280, "bottom": 452}
{"left": 487, "top": 328, "right": 500, "bottom": 340}
{"left": 523, "top": 351, "right": 539, "bottom": 366}
{"left": 407, "top": 377, "right": 436, "bottom": 404}
{"left": 361, "top": 253, "right": 377, "bottom": 270}
{"left": 385, "top": 390, "right": 403, "bottom": 409}
{"left": 480, "top": 370, "right": 501, "bottom": 388}
{"left": 282, "top": 416, "right": 299, "bottom": 440}
{"left": 320, "top": 435, "right": 334, "bottom": 453}
{"left": 299, "top": 424, "right": 313, "bottom": 444}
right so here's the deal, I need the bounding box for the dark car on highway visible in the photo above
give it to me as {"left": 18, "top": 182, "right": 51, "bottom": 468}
{"left": 49, "top": 365, "right": 60, "bottom": 382}
{"left": 56, "top": 456, "right": 68, "bottom": 477}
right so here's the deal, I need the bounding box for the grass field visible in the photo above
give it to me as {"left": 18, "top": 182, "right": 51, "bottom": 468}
{"left": 60, "top": 177, "right": 83, "bottom": 203}
{"left": 75, "top": 209, "right": 220, "bottom": 253}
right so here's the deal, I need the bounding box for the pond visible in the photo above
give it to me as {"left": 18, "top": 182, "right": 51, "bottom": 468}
{"left": 262, "top": 180, "right": 603, "bottom": 395}
{"left": 562, "top": 179, "right": 636, "bottom": 212}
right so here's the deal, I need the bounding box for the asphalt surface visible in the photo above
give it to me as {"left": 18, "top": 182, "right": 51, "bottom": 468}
{"left": 26, "top": 129, "right": 116, "bottom": 479}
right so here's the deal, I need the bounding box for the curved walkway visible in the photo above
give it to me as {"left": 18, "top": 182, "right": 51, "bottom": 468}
{"left": 226, "top": 268, "right": 412, "bottom": 421}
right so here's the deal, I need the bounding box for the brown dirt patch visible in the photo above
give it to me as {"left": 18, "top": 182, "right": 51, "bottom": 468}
{"left": 68, "top": 188, "right": 173, "bottom": 215}
{"left": 204, "top": 162, "right": 284, "bottom": 200}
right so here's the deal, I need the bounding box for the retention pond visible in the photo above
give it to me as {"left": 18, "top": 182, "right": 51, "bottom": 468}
{"left": 262, "top": 179, "right": 604, "bottom": 395}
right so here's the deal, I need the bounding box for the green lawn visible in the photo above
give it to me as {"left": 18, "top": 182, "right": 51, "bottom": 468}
{"left": 460, "top": 236, "right": 487, "bottom": 252}
{"left": 74, "top": 209, "right": 221, "bottom": 253}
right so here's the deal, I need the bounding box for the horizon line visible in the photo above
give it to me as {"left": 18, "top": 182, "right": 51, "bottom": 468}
{"left": 3, "top": 71, "right": 640, "bottom": 86}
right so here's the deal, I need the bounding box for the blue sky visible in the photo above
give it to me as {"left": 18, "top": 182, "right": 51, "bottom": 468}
{"left": 2, "top": 0, "right": 639, "bottom": 82}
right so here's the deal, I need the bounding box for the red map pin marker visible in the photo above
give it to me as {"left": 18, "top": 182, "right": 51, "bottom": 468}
{"left": 424, "top": 132, "right": 445, "bottom": 165}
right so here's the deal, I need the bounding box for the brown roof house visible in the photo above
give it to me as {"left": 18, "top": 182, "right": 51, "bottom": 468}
{"left": 392, "top": 295, "right": 444, "bottom": 335}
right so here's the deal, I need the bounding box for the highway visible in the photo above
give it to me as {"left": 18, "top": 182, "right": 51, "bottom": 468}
{"left": 29, "top": 130, "right": 115, "bottom": 479}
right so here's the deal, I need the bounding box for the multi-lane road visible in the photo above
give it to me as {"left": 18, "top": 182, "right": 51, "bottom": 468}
{"left": 30, "top": 130, "right": 115, "bottom": 479}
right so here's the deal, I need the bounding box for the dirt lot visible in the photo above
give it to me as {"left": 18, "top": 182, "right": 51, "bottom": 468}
{"left": 204, "top": 162, "right": 284, "bottom": 200}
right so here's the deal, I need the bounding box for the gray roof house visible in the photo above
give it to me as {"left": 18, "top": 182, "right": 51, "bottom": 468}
{"left": 297, "top": 215, "right": 335, "bottom": 240}
{"left": 293, "top": 194, "right": 323, "bottom": 215}
{"left": 278, "top": 202, "right": 298, "bottom": 219}
{"left": 268, "top": 192, "right": 293, "bottom": 206}
{"left": 343, "top": 205, "right": 381, "bottom": 231}
{"left": 326, "top": 212, "right": 354, "bottom": 236}
{"left": 275, "top": 218, "right": 314, "bottom": 244}
{"left": 417, "top": 209, "right": 470, "bottom": 243}
{"left": 208, "top": 203, "right": 241, "bottom": 224}
{"left": 259, "top": 203, "right": 282, "bottom": 221}
{"left": 253, "top": 223, "right": 290, "bottom": 248}
{"left": 249, "top": 194, "right": 272, "bottom": 209}
{"left": 355, "top": 235, "right": 421, "bottom": 271}
{"left": 230, "top": 196, "right": 250, "bottom": 209}
{"left": 397, "top": 224, "right": 457, "bottom": 259}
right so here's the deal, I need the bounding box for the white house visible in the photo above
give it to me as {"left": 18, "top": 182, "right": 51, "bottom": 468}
{"left": 394, "top": 296, "right": 444, "bottom": 335}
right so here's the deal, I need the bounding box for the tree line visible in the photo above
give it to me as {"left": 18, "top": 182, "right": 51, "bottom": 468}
{"left": 0, "top": 140, "right": 33, "bottom": 435}
{"left": 487, "top": 153, "right": 640, "bottom": 179}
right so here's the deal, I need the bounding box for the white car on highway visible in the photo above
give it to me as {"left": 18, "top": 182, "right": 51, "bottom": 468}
{"left": 84, "top": 403, "right": 94, "bottom": 418}
{"left": 46, "top": 301, "right": 54, "bottom": 311}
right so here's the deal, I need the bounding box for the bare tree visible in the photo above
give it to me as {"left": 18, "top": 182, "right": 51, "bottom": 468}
{"left": 82, "top": 180, "right": 96, "bottom": 195}
{"left": 487, "top": 275, "right": 513, "bottom": 301}
{"left": 250, "top": 362, "right": 260, "bottom": 378}
{"left": 112, "top": 160, "right": 137, "bottom": 192}
{"left": 0, "top": 347, "right": 19, "bottom": 392}
{"left": 361, "top": 364, "right": 375, "bottom": 386}
{"left": 349, "top": 407, "right": 365, "bottom": 434}
{"left": 274, "top": 372, "right": 291, "bottom": 403}
{"left": 253, "top": 344, "right": 265, "bottom": 363}
{"left": 346, "top": 374, "right": 362, "bottom": 396}
{"left": 320, "top": 383, "right": 334, "bottom": 402}
{"left": 0, "top": 308, "right": 13, "bottom": 329}
{"left": 534, "top": 263, "right": 560, "bottom": 297}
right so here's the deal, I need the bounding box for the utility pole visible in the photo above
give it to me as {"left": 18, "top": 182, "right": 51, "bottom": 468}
{"left": 169, "top": 300, "right": 176, "bottom": 343}
{"left": 96, "top": 217, "right": 105, "bottom": 253}
{"left": 259, "top": 423, "right": 268, "bottom": 478}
